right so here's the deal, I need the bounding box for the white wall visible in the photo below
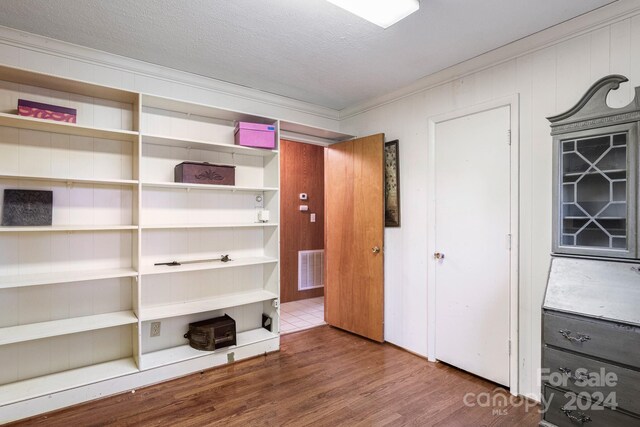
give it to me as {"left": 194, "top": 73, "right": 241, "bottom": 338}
{"left": 340, "top": 2, "right": 640, "bottom": 399}
{"left": 1, "top": 1, "right": 640, "bottom": 403}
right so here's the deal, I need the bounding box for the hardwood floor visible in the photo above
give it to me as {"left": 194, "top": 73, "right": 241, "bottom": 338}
{"left": 11, "top": 326, "right": 541, "bottom": 426}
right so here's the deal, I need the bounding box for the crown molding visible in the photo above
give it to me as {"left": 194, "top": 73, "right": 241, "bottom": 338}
{"left": 0, "top": 25, "right": 340, "bottom": 122}
{"left": 2, "top": 1, "right": 638, "bottom": 125}
{"left": 340, "top": 0, "right": 640, "bottom": 120}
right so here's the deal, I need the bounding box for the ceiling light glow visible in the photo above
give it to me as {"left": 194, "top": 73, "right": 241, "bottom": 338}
{"left": 327, "top": 0, "right": 419, "bottom": 29}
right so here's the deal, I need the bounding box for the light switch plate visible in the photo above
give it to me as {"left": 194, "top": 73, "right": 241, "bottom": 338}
{"left": 150, "top": 322, "right": 161, "bottom": 337}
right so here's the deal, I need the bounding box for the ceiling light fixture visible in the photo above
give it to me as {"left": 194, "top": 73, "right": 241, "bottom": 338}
{"left": 326, "top": 0, "right": 419, "bottom": 29}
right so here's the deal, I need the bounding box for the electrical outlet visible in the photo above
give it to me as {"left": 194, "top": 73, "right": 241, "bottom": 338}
{"left": 150, "top": 321, "right": 161, "bottom": 337}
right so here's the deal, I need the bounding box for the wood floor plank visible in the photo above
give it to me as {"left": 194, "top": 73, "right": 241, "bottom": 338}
{"left": 8, "top": 326, "right": 541, "bottom": 426}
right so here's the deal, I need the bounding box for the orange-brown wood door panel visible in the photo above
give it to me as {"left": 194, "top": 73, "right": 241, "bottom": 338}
{"left": 280, "top": 139, "right": 325, "bottom": 303}
{"left": 325, "top": 134, "right": 384, "bottom": 342}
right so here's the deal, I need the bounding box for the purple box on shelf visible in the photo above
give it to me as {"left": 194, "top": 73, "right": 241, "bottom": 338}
{"left": 234, "top": 122, "right": 276, "bottom": 149}
{"left": 18, "top": 99, "right": 77, "bottom": 123}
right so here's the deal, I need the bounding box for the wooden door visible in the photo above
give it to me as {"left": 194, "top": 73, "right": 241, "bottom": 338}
{"left": 434, "top": 106, "right": 511, "bottom": 386}
{"left": 325, "top": 134, "right": 385, "bottom": 342}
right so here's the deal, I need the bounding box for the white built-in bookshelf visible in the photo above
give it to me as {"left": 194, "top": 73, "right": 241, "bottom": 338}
{"left": 0, "top": 63, "right": 355, "bottom": 423}
{"left": 0, "top": 64, "right": 282, "bottom": 419}
{"left": 138, "top": 93, "right": 281, "bottom": 375}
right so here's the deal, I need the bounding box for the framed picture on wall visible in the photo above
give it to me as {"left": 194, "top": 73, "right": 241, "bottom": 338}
{"left": 385, "top": 140, "right": 400, "bottom": 227}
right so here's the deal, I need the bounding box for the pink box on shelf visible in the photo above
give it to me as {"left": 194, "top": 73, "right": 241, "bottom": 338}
{"left": 18, "top": 99, "right": 77, "bottom": 123}
{"left": 234, "top": 122, "right": 276, "bottom": 149}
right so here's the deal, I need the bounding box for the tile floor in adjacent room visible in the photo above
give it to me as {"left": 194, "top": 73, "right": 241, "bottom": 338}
{"left": 280, "top": 296, "right": 325, "bottom": 334}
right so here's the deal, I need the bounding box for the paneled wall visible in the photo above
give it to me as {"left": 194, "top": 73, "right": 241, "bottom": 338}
{"left": 1, "top": 2, "right": 638, "bottom": 404}
{"left": 340, "top": 10, "right": 640, "bottom": 399}
{"left": 280, "top": 140, "right": 324, "bottom": 302}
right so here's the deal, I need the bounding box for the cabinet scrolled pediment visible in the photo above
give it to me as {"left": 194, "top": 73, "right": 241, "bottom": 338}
{"left": 548, "top": 75, "right": 640, "bottom": 135}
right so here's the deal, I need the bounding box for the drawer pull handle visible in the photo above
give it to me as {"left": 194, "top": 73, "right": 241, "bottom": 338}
{"left": 559, "top": 329, "right": 591, "bottom": 343}
{"left": 561, "top": 408, "right": 592, "bottom": 424}
{"left": 558, "top": 367, "right": 589, "bottom": 382}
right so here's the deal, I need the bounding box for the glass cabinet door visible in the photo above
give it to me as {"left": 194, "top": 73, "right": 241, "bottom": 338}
{"left": 560, "top": 132, "right": 629, "bottom": 252}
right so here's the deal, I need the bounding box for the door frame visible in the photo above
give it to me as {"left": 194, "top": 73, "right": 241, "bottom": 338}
{"left": 427, "top": 94, "right": 520, "bottom": 396}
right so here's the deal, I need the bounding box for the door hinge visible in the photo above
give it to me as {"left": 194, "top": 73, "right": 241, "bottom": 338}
{"left": 506, "top": 234, "right": 512, "bottom": 250}
{"left": 508, "top": 340, "right": 512, "bottom": 355}
{"left": 507, "top": 129, "right": 512, "bottom": 145}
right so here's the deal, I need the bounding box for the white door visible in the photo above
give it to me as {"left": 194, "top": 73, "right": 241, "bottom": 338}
{"left": 434, "top": 106, "right": 511, "bottom": 386}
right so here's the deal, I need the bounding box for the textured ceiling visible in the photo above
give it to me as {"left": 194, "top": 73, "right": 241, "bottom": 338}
{"left": 0, "top": 0, "right": 615, "bottom": 110}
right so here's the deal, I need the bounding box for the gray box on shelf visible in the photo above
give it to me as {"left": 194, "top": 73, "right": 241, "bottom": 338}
{"left": 1, "top": 189, "right": 53, "bottom": 226}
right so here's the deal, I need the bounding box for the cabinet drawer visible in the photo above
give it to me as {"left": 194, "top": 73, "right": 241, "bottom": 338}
{"left": 543, "top": 385, "right": 640, "bottom": 427}
{"left": 543, "top": 311, "right": 640, "bottom": 368}
{"left": 543, "top": 346, "right": 640, "bottom": 414}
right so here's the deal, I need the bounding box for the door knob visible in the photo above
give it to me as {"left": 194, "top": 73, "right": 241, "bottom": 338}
{"left": 434, "top": 252, "right": 445, "bottom": 260}
{"left": 372, "top": 246, "right": 381, "bottom": 254}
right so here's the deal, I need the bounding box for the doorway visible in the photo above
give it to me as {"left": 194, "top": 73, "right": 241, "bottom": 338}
{"left": 279, "top": 139, "right": 327, "bottom": 334}
{"left": 427, "top": 96, "right": 519, "bottom": 393}
{"left": 278, "top": 134, "right": 386, "bottom": 342}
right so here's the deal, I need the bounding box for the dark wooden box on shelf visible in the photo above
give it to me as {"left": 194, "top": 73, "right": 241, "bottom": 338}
{"left": 174, "top": 161, "right": 235, "bottom": 185}
{"left": 184, "top": 314, "right": 237, "bottom": 351}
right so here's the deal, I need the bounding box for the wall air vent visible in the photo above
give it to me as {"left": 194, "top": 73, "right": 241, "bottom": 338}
{"left": 298, "top": 250, "right": 324, "bottom": 291}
